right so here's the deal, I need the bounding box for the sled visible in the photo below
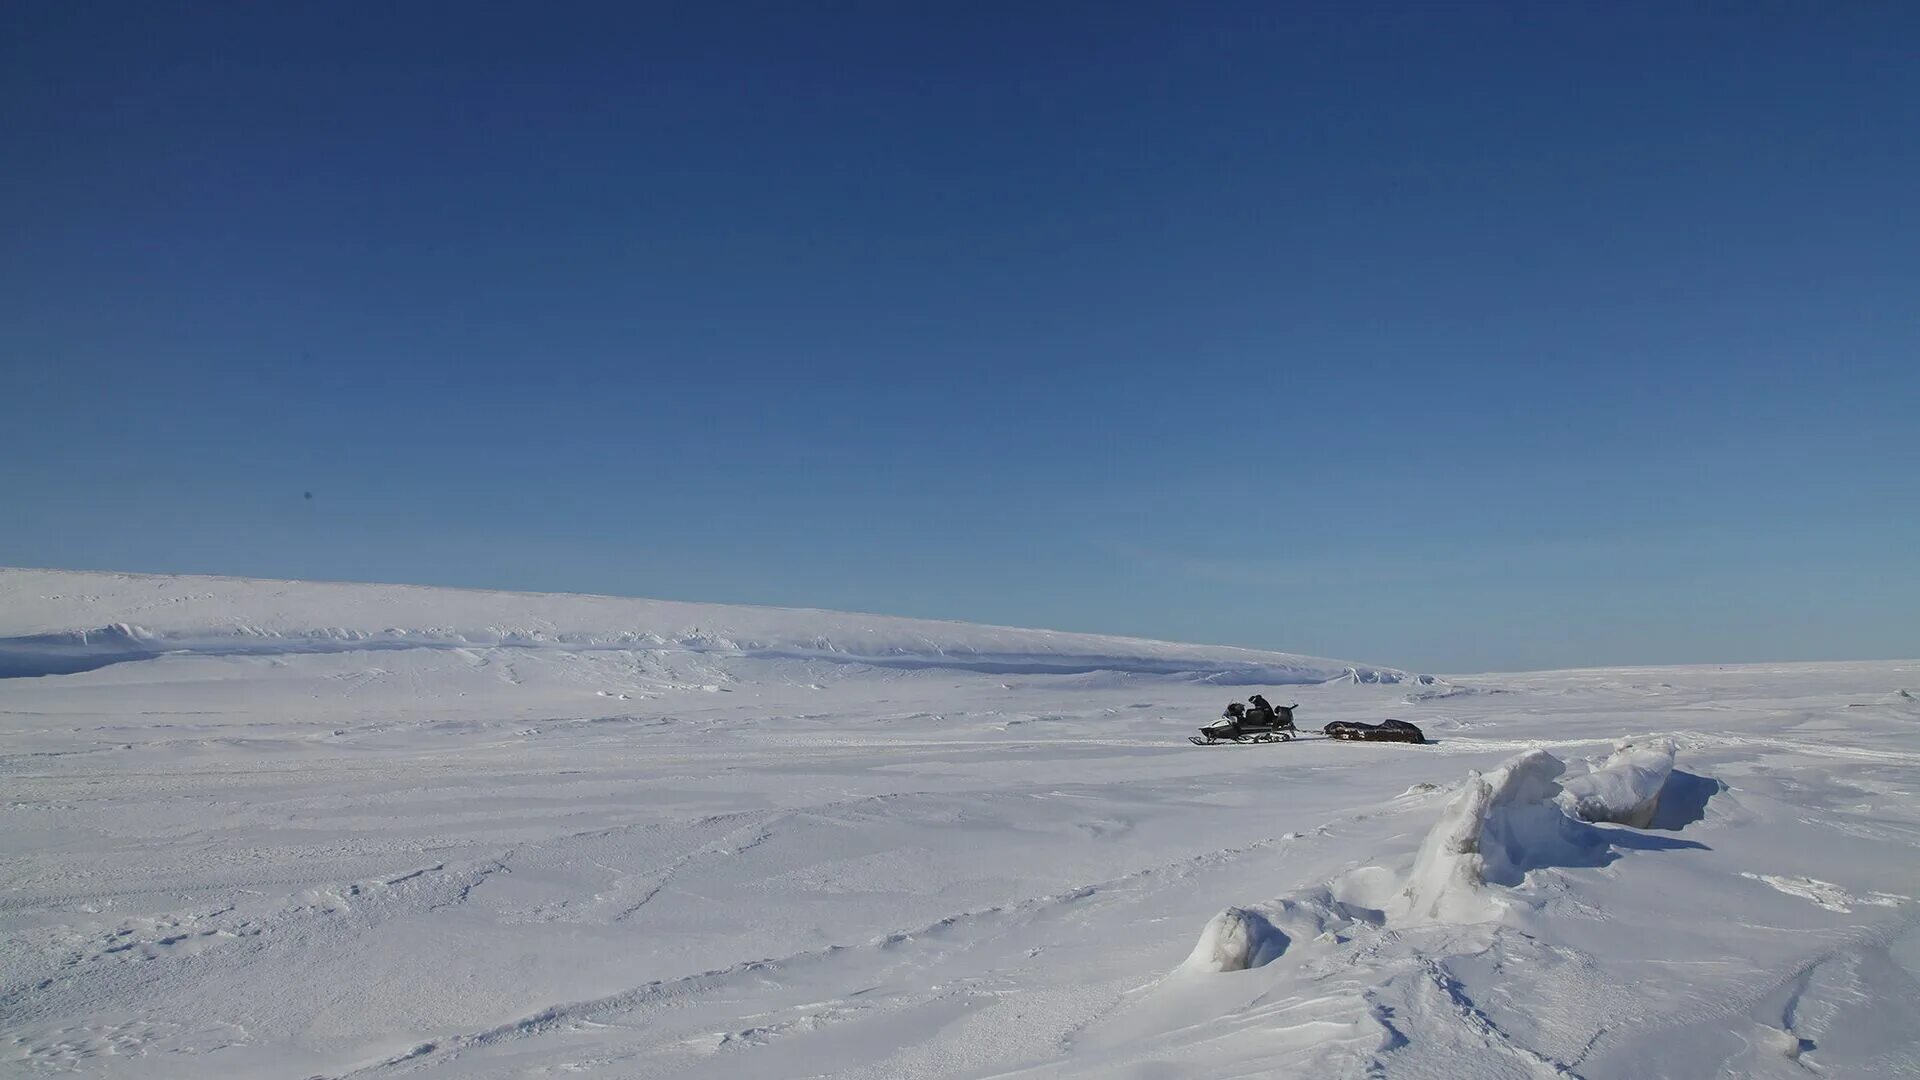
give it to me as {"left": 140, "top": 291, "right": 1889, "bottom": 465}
{"left": 1322, "top": 719, "right": 1426, "bottom": 744}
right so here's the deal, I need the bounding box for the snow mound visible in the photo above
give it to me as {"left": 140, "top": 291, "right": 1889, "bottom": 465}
{"left": 1188, "top": 742, "right": 1696, "bottom": 968}
{"left": 1182, "top": 907, "right": 1290, "bottom": 973}
{"left": 0, "top": 568, "right": 1416, "bottom": 684}
{"left": 1392, "top": 749, "right": 1595, "bottom": 924}
{"left": 1558, "top": 738, "right": 1678, "bottom": 828}
{"left": 1181, "top": 875, "right": 1394, "bottom": 973}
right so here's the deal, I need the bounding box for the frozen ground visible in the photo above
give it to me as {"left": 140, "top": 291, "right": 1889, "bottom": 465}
{"left": 2, "top": 569, "right": 1917, "bottom": 1078}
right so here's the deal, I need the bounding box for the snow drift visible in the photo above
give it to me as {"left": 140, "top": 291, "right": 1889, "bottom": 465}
{"left": 1558, "top": 738, "right": 1678, "bottom": 828}
{"left": 1191, "top": 742, "right": 1691, "bottom": 968}
{"left": 1180, "top": 875, "right": 1394, "bottom": 973}
{"left": 1392, "top": 748, "right": 1597, "bottom": 923}
{"left": 1183, "top": 907, "right": 1291, "bottom": 973}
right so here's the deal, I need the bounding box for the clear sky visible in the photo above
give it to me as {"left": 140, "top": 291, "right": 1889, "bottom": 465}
{"left": 4, "top": 3, "right": 1916, "bottom": 673}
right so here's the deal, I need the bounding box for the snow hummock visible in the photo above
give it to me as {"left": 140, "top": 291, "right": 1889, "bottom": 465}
{"left": 1392, "top": 748, "right": 1598, "bottom": 923}
{"left": 1559, "top": 737, "right": 1678, "bottom": 828}
{"left": 1183, "top": 906, "right": 1291, "bottom": 973}
{"left": 1180, "top": 873, "right": 1393, "bottom": 974}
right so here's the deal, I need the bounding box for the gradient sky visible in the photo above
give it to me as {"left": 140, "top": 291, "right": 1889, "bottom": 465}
{"left": 4, "top": 3, "right": 1917, "bottom": 673}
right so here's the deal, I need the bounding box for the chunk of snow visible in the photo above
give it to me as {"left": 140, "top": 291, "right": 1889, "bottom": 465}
{"left": 1558, "top": 738, "right": 1677, "bottom": 828}
{"left": 1392, "top": 749, "right": 1594, "bottom": 924}
{"left": 1182, "top": 880, "right": 1388, "bottom": 973}
{"left": 1182, "top": 906, "right": 1289, "bottom": 973}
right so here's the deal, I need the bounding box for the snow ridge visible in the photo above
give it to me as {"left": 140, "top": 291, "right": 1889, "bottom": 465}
{"left": 0, "top": 568, "right": 1417, "bottom": 684}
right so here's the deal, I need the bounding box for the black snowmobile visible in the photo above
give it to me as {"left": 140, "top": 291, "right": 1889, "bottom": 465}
{"left": 1323, "top": 719, "right": 1427, "bottom": 744}
{"left": 1191, "top": 695, "right": 1298, "bottom": 745}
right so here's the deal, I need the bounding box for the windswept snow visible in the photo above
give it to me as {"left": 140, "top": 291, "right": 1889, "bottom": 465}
{"left": 3, "top": 569, "right": 1918, "bottom": 1078}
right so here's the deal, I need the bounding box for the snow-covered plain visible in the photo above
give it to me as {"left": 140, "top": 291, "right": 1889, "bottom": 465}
{"left": 3, "top": 568, "right": 1917, "bottom": 1078}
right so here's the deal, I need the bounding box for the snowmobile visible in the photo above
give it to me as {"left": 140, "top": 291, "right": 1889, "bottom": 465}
{"left": 1323, "top": 719, "right": 1426, "bottom": 744}
{"left": 1191, "top": 698, "right": 1299, "bottom": 745}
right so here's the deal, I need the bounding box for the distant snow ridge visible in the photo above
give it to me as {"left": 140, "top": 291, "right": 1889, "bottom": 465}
{"left": 0, "top": 568, "right": 1422, "bottom": 684}
{"left": 0, "top": 622, "right": 163, "bottom": 678}
{"left": 1187, "top": 742, "right": 1689, "bottom": 972}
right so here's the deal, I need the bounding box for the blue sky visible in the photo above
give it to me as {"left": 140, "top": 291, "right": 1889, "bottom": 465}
{"left": 4, "top": 3, "right": 1916, "bottom": 672}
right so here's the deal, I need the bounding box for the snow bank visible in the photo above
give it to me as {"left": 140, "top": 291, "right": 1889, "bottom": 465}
{"left": 0, "top": 568, "right": 1416, "bottom": 684}
{"left": 1558, "top": 738, "right": 1677, "bottom": 828}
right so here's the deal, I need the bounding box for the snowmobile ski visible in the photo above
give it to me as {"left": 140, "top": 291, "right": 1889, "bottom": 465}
{"left": 1189, "top": 731, "right": 1293, "bottom": 745}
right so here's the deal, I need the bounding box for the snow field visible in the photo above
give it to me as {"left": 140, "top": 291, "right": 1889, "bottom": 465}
{"left": 2, "top": 569, "right": 1917, "bottom": 1078}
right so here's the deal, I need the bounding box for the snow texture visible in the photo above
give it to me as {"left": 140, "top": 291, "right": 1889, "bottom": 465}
{"left": 4, "top": 568, "right": 1919, "bottom": 1079}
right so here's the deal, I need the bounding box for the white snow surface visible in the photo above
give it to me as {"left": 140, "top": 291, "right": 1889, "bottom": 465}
{"left": 4, "top": 568, "right": 1919, "bottom": 1078}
